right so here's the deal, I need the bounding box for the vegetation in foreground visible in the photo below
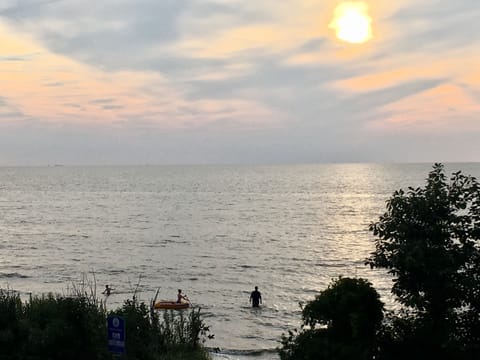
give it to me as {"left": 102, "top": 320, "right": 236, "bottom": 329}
{"left": 280, "top": 277, "right": 384, "bottom": 360}
{"left": 0, "top": 289, "right": 211, "bottom": 360}
{"left": 280, "top": 163, "right": 480, "bottom": 360}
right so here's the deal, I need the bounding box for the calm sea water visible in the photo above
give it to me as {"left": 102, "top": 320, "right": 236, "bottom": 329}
{"left": 1, "top": 163, "right": 479, "bottom": 359}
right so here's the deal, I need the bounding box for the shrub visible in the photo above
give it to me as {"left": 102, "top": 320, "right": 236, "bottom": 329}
{"left": 158, "top": 307, "right": 212, "bottom": 351}
{"left": 0, "top": 290, "right": 24, "bottom": 358}
{"left": 22, "top": 294, "right": 109, "bottom": 360}
{"left": 0, "top": 289, "right": 211, "bottom": 360}
{"left": 280, "top": 277, "right": 384, "bottom": 360}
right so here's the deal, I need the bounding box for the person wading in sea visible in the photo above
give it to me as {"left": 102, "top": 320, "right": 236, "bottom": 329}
{"left": 250, "top": 286, "right": 262, "bottom": 307}
{"left": 102, "top": 285, "right": 114, "bottom": 296}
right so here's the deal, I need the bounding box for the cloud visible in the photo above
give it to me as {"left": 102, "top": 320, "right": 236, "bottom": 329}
{"left": 102, "top": 105, "right": 124, "bottom": 110}
{"left": 0, "top": 0, "right": 479, "bottom": 164}
{"left": 90, "top": 98, "right": 115, "bottom": 104}
{"left": 0, "top": 54, "right": 31, "bottom": 61}
{"left": 0, "top": 95, "right": 28, "bottom": 125}
{"left": 1, "top": 0, "right": 188, "bottom": 70}
{"left": 387, "top": 0, "right": 480, "bottom": 52}
{"left": 369, "top": 83, "right": 480, "bottom": 134}
{"left": 43, "top": 81, "right": 65, "bottom": 87}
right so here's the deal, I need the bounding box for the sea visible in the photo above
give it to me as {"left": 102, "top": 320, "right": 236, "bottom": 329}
{"left": 1, "top": 163, "right": 479, "bottom": 359}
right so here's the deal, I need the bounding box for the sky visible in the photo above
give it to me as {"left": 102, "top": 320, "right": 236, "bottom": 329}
{"left": 1, "top": 0, "right": 479, "bottom": 165}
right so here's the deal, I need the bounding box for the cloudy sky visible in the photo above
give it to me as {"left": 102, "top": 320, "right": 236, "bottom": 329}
{"left": 1, "top": 0, "right": 479, "bottom": 165}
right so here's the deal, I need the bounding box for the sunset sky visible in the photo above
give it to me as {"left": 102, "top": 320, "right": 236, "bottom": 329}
{"left": 1, "top": 0, "right": 479, "bottom": 165}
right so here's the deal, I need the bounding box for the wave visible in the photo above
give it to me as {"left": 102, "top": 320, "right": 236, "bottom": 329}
{"left": 0, "top": 272, "right": 29, "bottom": 279}
{"left": 208, "top": 347, "right": 279, "bottom": 359}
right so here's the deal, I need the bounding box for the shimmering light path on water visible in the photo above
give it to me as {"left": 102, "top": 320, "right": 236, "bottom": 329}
{"left": 1, "top": 164, "right": 479, "bottom": 358}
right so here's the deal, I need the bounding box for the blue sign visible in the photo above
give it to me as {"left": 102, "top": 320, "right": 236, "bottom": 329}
{"left": 107, "top": 315, "right": 126, "bottom": 354}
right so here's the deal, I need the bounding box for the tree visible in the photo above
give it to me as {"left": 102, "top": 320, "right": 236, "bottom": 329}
{"left": 367, "top": 163, "right": 480, "bottom": 357}
{"left": 279, "top": 277, "right": 384, "bottom": 360}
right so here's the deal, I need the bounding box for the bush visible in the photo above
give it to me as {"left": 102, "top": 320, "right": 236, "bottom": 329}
{"left": 0, "top": 290, "right": 24, "bottom": 358}
{"left": 0, "top": 290, "right": 211, "bottom": 360}
{"left": 280, "top": 277, "right": 384, "bottom": 360}
{"left": 23, "top": 294, "right": 109, "bottom": 360}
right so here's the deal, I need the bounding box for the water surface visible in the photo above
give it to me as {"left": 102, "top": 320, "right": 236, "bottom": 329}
{"left": 1, "top": 163, "right": 478, "bottom": 358}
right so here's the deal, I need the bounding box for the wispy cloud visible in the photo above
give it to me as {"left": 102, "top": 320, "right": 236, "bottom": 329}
{"left": 0, "top": 0, "right": 479, "bottom": 164}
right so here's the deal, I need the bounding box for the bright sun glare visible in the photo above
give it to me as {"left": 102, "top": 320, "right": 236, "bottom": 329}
{"left": 329, "top": 2, "right": 372, "bottom": 44}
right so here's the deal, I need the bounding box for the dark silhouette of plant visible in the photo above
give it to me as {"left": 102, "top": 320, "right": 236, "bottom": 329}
{"left": 0, "top": 288, "right": 211, "bottom": 360}
{"left": 21, "top": 293, "right": 108, "bottom": 360}
{"left": 280, "top": 277, "right": 384, "bottom": 360}
{"left": 0, "top": 290, "right": 25, "bottom": 358}
{"left": 111, "top": 298, "right": 159, "bottom": 360}
{"left": 367, "top": 163, "right": 480, "bottom": 358}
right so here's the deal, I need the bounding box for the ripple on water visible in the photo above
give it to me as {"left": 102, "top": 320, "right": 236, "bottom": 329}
{"left": 0, "top": 272, "right": 29, "bottom": 279}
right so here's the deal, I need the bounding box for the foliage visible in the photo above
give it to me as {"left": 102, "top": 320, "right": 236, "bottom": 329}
{"left": 156, "top": 348, "right": 211, "bottom": 360}
{"left": 281, "top": 164, "right": 480, "bottom": 359}
{"left": 158, "top": 307, "right": 212, "bottom": 351}
{"left": 0, "top": 290, "right": 24, "bottom": 358}
{"left": 0, "top": 289, "right": 211, "bottom": 360}
{"left": 0, "top": 291, "right": 109, "bottom": 360}
{"left": 367, "top": 163, "right": 480, "bottom": 357}
{"left": 110, "top": 298, "right": 159, "bottom": 360}
{"left": 279, "top": 277, "right": 384, "bottom": 360}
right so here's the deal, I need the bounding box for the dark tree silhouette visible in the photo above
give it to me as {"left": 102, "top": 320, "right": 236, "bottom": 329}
{"left": 367, "top": 163, "right": 480, "bottom": 358}
{"left": 280, "top": 277, "right": 384, "bottom": 360}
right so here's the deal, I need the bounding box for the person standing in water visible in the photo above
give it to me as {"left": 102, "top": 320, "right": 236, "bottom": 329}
{"left": 102, "top": 285, "right": 113, "bottom": 296}
{"left": 250, "top": 286, "right": 262, "bottom": 307}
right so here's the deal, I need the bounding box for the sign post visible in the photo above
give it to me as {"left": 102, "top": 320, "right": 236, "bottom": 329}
{"left": 107, "top": 315, "right": 126, "bottom": 357}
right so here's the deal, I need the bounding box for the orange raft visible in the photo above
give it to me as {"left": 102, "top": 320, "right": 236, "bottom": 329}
{"left": 154, "top": 301, "right": 190, "bottom": 310}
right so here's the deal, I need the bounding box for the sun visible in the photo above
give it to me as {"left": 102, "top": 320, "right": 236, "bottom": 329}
{"left": 329, "top": 2, "right": 372, "bottom": 44}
